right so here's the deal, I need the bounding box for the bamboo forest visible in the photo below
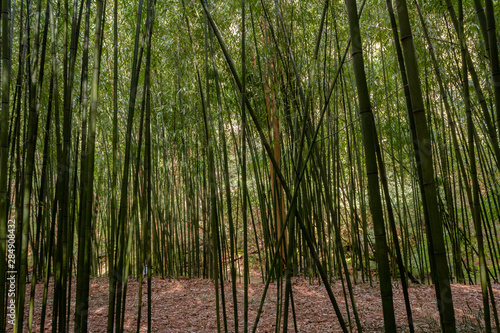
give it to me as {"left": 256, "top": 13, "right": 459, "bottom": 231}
{"left": 1, "top": 0, "right": 500, "bottom": 331}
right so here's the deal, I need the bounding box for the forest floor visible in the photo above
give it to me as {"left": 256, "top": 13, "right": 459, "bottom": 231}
{"left": 18, "top": 276, "right": 500, "bottom": 332}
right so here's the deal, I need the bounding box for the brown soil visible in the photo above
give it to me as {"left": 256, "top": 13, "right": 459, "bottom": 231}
{"left": 13, "top": 277, "right": 500, "bottom": 332}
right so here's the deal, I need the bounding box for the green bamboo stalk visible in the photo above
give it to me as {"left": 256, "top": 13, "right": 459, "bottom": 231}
{"left": 74, "top": 0, "right": 90, "bottom": 329}
{"left": 111, "top": 0, "right": 144, "bottom": 330}
{"left": 14, "top": 2, "right": 35, "bottom": 331}
{"left": 396, "top": 0, "right": 456, "bottom": 331}
{"left": 483, "top": 0, "right": 500, "bottom": 132}
{"left": 28, "top": 0, "right": 51, "bottom": 329}
{"left": 459, "top": 1, "right": 491, "bottom": 331}
{"left": 39, "top": 73, "right": 55, "bottom": 333}
{"left": 145, "top": 0, "right": 154, "bottom": 330}
{"left": 241, "top": 0, "right": 249, "bottom": 330}
{"left": 344, "top": 0, "right": 396, "bottom": 331}
{"left": 75, "top": 0, "right": 105, "bottom": 330}
{"left": 208, "top": 21, "right": 239, "bottom": 331}
{"left": 109, "top": 0, "right": 119, "bottom": 326}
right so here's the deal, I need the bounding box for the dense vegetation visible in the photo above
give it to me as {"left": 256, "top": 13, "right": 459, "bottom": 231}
{"left": 0, "top": 0, "right": 499, "bottom": 332}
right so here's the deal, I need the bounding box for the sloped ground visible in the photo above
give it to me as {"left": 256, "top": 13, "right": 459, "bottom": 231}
{"left": 17, "top": 277, "right": 500, "bottom": 332}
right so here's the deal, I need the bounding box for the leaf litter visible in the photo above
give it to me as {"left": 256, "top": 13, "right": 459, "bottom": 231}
{"left": 20, "top": 277, "right": 499, "bottom": 332}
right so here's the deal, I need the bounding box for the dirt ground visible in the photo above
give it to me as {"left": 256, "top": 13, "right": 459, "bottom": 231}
{"left": 14, "top": 277, "right": 500, "bottom": 332}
